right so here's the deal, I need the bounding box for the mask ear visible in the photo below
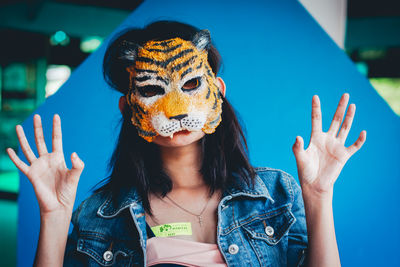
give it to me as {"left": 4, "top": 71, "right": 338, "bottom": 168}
{"left": 118, "top": 40, "right": 140, "bottom": 63}
{"left": 191, "top": 29, "right": 211, "bottom": 51}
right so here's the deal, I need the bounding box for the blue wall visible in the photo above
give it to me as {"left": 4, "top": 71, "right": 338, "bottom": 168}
{"left": 18, "top": 0, "right": 400, "bottom": 266}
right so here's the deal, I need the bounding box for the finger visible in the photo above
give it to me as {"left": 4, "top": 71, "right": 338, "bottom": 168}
{"left": 346, "top": 130, "right": 367, "bottom": 157}
{"left": 33, "top": 114, "right": 49, "bottom": 156}
{"left": 52, "top": 114, "right": 64, "bottom": 153}
{"left": 292, "top": 136, "right": 306, "bottom": 158}
{"left": 328, "top": 93, "right": 349, "bottom": 136}
{"left": 68, "top": 152, "right": 85, "bottom": 183}
{"left": 15, "top": 125, "right": 37, "bottom": 164}
{"left": 311, "top": 95, "right": 322, "bottom": 135}
{"left": 6, "top": 148, "right": 30, "bottom": 176}
{"left": 337, "top": 103, "right": 356, "bottom": 143}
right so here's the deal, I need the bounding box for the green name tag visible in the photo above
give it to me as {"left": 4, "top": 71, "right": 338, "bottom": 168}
{"left": 150, "top": 222, "right": 192, "bottom": 237}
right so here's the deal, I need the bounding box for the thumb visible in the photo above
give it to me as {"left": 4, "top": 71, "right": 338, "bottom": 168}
{"left": 69, "top": 152, "right": 85, "bottom": 180}
{"left": 292, "top": 136, "right": 305, "bottom": 158}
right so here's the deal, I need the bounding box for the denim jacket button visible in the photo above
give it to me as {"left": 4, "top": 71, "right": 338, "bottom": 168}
{"left": 228, "top": 244, "right": 239, "bottom": 255}
{"left": 103, "top": 250, "right": 113, "bottom": 261}
{"left": 265, "top": 226, "right": 274, "bottom": 236}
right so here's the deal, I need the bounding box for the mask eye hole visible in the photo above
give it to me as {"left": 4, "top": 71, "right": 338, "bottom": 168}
{"left": 137, "top": 85, "right": 165, "bottom": 97}
{"left": 182, "top": 77, "right": 201, "bottom": 92}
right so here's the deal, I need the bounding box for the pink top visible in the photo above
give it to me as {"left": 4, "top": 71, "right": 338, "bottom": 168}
{"left": 146, "top": 237, "right": 228, "bottom": 267}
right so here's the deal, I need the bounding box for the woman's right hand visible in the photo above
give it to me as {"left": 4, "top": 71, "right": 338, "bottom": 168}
{"left": 6, "top": 114, "right": 85, "bottom": 216}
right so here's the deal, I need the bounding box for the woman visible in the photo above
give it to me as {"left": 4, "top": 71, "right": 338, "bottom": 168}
{"left": 6, "top": 21, "right": 366, "bottom": 267}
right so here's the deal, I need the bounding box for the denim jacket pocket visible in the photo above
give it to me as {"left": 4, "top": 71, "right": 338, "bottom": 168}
{"left": 242, "top": 204, "right": 296, "bottom": 245}
{"left": 76, "top": 231, "right": 136, "bottom": 266}
{"left": 239, "top": 204, "right": 297, "bottom": 266}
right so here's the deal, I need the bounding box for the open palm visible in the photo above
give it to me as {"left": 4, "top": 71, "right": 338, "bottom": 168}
{"left": 292, "top": 93, "right": 366, "bottom": 195}
{"left": 6, "top": 114, "right": 85, "bottom": 215}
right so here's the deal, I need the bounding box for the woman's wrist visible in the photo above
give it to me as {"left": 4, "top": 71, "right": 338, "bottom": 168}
{"left": 301, "top": 185, "right": 333, "bottom": 218}
{"left": 300, "top": 184, "right": 340, "bottom": 267}
{"left": 301, "top": 183, "right": 333, "bottom": 203}
{"left": 40, "top": 208, "right": 73, "bottom": 225}
{"left": 36, "top": 209, "right": 72, "bottom": 267}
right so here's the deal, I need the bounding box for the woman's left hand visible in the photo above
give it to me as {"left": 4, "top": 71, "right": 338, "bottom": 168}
{"left": 292, "top": 93, "right": 366, "bottom": 198}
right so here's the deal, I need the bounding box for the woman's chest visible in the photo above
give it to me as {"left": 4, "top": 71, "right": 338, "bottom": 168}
{"left": 145, "top": 193, "right": 220, "bottom": 244}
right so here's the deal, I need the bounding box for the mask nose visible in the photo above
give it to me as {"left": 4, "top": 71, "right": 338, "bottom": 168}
{"left": 169, "top": 114, "right": 188, "bottom": 121}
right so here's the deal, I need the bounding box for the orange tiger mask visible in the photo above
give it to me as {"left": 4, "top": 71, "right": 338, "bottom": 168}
{"left": 121, "top": 30, "right": 223, "bottom": 142}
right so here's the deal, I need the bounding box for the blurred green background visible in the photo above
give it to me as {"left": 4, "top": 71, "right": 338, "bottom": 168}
{"left": 0, "top": 0, "right": 399, "bottom": 266}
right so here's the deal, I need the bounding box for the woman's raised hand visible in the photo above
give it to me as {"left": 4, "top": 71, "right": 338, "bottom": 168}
{"left": 292, "top": 93, "right": 366, "bottom": 197}
{"left": 6, "top": 114, "right": 84, "bottom": 215}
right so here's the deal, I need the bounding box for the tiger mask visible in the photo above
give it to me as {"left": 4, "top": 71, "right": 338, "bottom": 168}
{"left": 121, "top": 30, "right": 223, "bottom": 142}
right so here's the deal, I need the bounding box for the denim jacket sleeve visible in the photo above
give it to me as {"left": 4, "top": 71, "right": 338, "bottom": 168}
{"left": 63, "top": 192, "right": 143, "bottom": 266}
{"left": 285, "top": 172, "right": 308, "bottom": 267}
{"left": 63, "top": 199, "right": 87, "bottom": 266}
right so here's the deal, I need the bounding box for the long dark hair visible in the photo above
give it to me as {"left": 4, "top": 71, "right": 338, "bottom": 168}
{"left": 93, "top": 20, "right": 256, "bottom": 215}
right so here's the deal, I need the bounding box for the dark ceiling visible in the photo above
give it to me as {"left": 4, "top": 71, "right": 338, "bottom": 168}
{"left": 0, "top": 0, "right": 143, "bottom": 10}
{"left": 348, "top": 0, "right": 400, "bottom": 18}
{"left": 54, "top": 0, "right": 143, "bottom": 10}
{"left": 1, "top": 0, "right": 399, "bottom": 18}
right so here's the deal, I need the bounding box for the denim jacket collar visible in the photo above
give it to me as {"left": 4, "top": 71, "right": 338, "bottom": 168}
{"left": 226, "top": 170, "right": 274, "bottom": 201}
{"left": 97, "top": 168, "right": 275, "bottom": 219}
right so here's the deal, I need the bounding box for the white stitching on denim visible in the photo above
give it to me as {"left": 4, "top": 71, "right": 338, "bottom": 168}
{"left": 255, "top": 174, "right": 275, "bottom": 203}
{"left": 296, "top": 248, "right": 307, "bottom": 267}
{"left": 222, "top": 203, "right": 292, "bottom": 236}
{"left": 237, "top": 226, "right": 254, "bottom": 267}
{"left": 244, "top": 226, "right": 265, "bottom": 265}
{"left": 76, "top": 238, "right": 130, "bottom": 266}
{"left": 283, "top": 172, "right": 294, "bottom": 204}
{"left": 241, "top": 210, "right": 296, "bottom": 246}
{"left": 129, "top": 203, "right": 147, "bottom": 266}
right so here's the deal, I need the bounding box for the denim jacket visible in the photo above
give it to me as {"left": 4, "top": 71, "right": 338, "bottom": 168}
{"left": 64, "top": 167, "right": 308, "bottom": 266}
